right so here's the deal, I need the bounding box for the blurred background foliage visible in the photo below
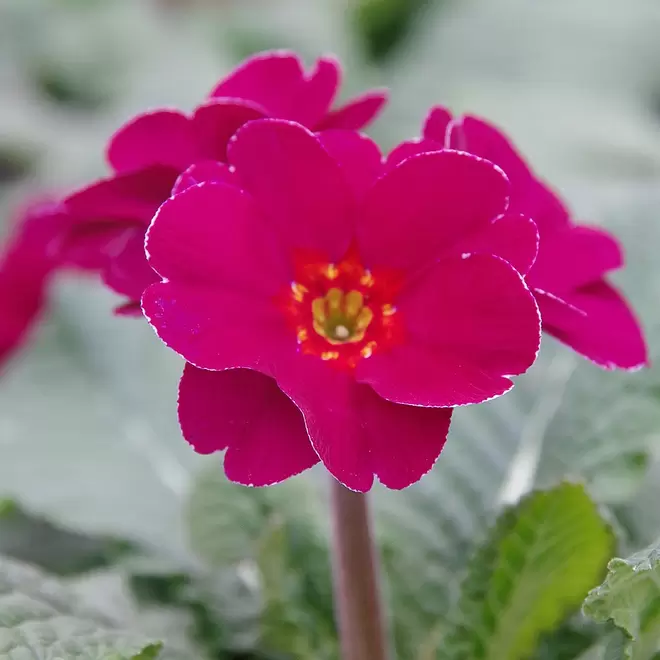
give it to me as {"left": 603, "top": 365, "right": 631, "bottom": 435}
{"left": 2, "top": 0, "right": 660, "bottom": 658}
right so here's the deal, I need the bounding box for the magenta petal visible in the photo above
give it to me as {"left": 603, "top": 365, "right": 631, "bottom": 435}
{"left": 398, "top": 254, "right": 541, "bottom": 375}
{"left": 178, "top": 365, "right": 318, "bottom": 486}
{"left": 102, "top": 226, "right": 157, "bottom": 301}
{"left": 364, "top": 393, "right": 452, "bottom": 490}
{"left": 107, "top": 110, "right": 197, "bottom": 173}
{"left": 529, "top": 224, "right": 623, "bottom": 293}
{"left": 447, "top": 115, "right": 533, "bottom": 197}
{"left": 0, "top": 201, "right": 66, "bottom": 369}
{"left": 62, "top": 223, "right": 134, "bottom": 271}
{"left": 114, "top": 301, "right": 142, "bottom": 317}
{"left": 66, "top": 167, "right": 178, "bottom": 224}
{"left": 172, "top": 160, "right": 236, "bottom": 196}
{"left": 274, "top": 360, "right": 374, "bottom": 491}
{"left": 275, "top": 358, "right": 452, "bottom": 490}
{"left": 524, "top": 179, "right": 571, "bottom": 233}
{"left": 142, "top": 281, "right": 291, "bottom": 372}
{"left": 318, "top": 129, "right": 383, "bottom": 199}
{"left": 385, "top": 138, "right": 442, "bottom": 171}
{"left": 191, "top": 98, "right": 266, "bottom": 162}
{"left": 228, "top": 119, "right": 354, "bottom": 260}
{"left": 447, "top": 115, "right": 571, "bottom": 231}
{"left": 536, "top": 283, "right": 648, "bottom": 370}
{"left": 358, "top": 344, "right": 517, "bottom": 408}
{"left": 358, "top": 150, "right": 510, "bottom": 272}
{"left": 315, "top": 89, "right": 389, "bottom": 131}
{"left": 211, "top": 55, "right": 340, "bottom": 127}
{"left": 357, "top": 254, "right": 541, "bottom": 406}
{"left": 294, "top": 56, "right": 341, "bottom": 126}
{"left": 209, "top": 50, "right": 306, "bottom": 116}
{"left": 422, "top": 106, "right": 453, "bottom": 143}
{"left": 146, "top": 182, "right": 288, "bottom": 295}
{"left": 453, "top": 212, "right": 539, "bottom": 275}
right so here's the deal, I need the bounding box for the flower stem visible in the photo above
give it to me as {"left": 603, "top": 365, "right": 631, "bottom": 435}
{"left": 329, "top": 479, "right": 389, "bottom": 660}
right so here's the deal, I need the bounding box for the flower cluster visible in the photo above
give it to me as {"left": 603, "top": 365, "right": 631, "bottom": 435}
{"left": 60, "top": 52, "right": 387, "bottom": 315}
{"left": 1, "top": 51, "right": 647, "bottom": 490}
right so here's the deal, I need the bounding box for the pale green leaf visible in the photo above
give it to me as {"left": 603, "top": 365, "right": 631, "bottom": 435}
{"left": 0, "top": 501, "right": 134, "bottom": 576}
{"left": 438, "top": 483, "right": 615, "bottom": 660}
{"left": 187, "top": 463, "right": 325, "bottom": 567}
{"left": 186, "top": 465, "right": 337, "bottom": 657}
{"left": 0, "top": 555, "right": 162, "bottom": 659}
{"left": 584, "top": 541, "right": 660, "bottom": 659}
{"left": 255, "top": 518, "right": 337, "bottom": 660}
{"left": 574, "top": 630, "right": 629, "bottom": 660}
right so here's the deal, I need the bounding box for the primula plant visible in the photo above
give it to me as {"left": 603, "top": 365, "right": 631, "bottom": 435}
{"left": 0, "top": 47, "right": 657, "bottom": 660}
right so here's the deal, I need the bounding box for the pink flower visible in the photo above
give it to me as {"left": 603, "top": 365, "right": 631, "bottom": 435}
{"left": 61, "top": 51, "right": 388, "bottom": 314}
{"left": 414, "top": 107, "right": 648, "bottom": 370}
{"left": 0, "top": 199, "right": 73, "bottom": 370}
{"left": 142, "top": 120, "right": 541, "bottom": 491}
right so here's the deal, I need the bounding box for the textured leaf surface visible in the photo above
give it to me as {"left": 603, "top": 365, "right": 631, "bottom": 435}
{"left": 186, "top": 464, "right": 337, "bottom": 657}
{"left": 256, "top": 519, "right": 337, "bottom": 659}
{"left": 187, "top": 462, "right": 325, "bottom": 567}
{"left": 438, "top": 483, "right": 614, "bottom": 660}
{"left": 0, "top": 555, "right": 162, "bottom": 659}
{"left": 584, "top": 541, "right": 660, "bottom": 659}
{"left": 575, "top": 630, "right": 629, "bottom": 660}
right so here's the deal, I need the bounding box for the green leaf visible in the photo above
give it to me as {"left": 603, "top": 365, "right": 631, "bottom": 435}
{"left": 574, "top": 629, "right": 629, "bottom": 660}
{"left": 68, "top": 566, "right": 200, "bottom": 660}
{"left": 438, "top": 482, "right": 615, "bottom": 660}
{"left": 353, "top": 0, "right": 430, "bottom": 62}
{"left": 187, "top": 466, "right": 272, "bottom": 567}
{"left": 0, "top": 501, "right": 134, "bottom": 575}
{"left": 187, "top": 463, "right": 325, "bottom": 567}
{"left": 186, "top": 465, "right": 337, "bottom": 658}
{"left": 0, "top": 555, "right": 162, "bottom": 659}
{"left": 584, "top": 540, "right": 660, "bottom": 659}
{"left": 128, "top": 564, "right": 260, "bottom": 658}
{"left": 0, "top": 297, "right": 198, "bottom": 559}
{"left": 534, "top": 618, "right": 598, "bottom": 660}
{"left": 256, "top": 518, "right": 337, "bottom": 660}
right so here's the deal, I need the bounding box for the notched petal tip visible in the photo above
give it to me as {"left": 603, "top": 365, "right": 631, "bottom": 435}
{"left": 106, "top": 108, "right": 196, "bottom": 173}
{"left": 311, "top": 53, "right": 342, "bottom": 78}
{"left": 179, "top": 365, "right": 319, "bottom": 486}
{"left": 315, "top": 89, "right": 389, "bottom": 131}
{"left": 422, "top": 105, "right": 454, "bottom": 143}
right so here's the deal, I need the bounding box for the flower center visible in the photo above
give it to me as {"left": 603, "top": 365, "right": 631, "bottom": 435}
{"left": 277, "top": 246, "right": 405, "bottom": 370}
{"left": 311, "top": 288, "right": 373, "bottom": 344}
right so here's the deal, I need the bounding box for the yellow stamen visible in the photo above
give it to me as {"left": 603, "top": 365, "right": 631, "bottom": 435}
{"left": 325, "top": 264, "right": 339, "bottom": 280}
{"left": 291, "top": 282, "right": 308, "bottom": 303}
{"left": 354, "top": 307, "right": 373, "bottom": 332}
{"left": 310, "top": 287, "right": 375, "bottom": 345}
{"left": 321, "top": 351, "right": 340, "bottom": 360}
{"left": 382, "top": 303, "right": 396, "bottom": 316}
{"left": 344, "top": 290, "right": 364, "bottom": 318}
{"left": 326, "top": 288, "right": 343, "bottom": 313}
{"left": 311, "top": 298, "right": 327, "bottom": 323}
{"left": 361, "top": 341, "right": 377, "bottom": 358}
{"left": 360, "top": 271, "right": 374, "bottom": 287}
{"left": 296, "top": 327, "right": 308, "bottom": 343}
